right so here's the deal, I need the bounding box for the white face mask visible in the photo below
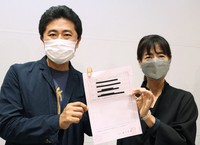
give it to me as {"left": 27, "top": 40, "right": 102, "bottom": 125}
{"left": 44, "top": 39, "right": 77, "bottom": 64}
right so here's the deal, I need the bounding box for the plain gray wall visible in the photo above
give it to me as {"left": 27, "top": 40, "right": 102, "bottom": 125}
{"left": 0, "top": 0, "right": 199, "bottom": 144}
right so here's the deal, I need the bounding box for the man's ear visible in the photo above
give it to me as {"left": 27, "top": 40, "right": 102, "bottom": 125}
{"left": 75, "top": 37, "right": 81, "bottom": 49}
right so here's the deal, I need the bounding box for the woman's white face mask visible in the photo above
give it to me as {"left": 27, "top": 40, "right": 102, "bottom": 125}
{"left": 44, "top": 39, "right": 77, "bottom": 64}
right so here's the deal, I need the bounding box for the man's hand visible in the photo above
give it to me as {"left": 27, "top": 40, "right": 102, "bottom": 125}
{"left": 59, "top": 102, "right": 88, "bottom": 129}
{"left": 87, "top": 67, "right": 93, "bottom": 77}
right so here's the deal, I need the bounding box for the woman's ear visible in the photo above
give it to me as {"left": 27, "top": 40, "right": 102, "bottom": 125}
{"left": 169, "top": 58, "right": 172, "bottom": 63}
{"left": 138, "top": 60, "right": 142, "bottom": 68}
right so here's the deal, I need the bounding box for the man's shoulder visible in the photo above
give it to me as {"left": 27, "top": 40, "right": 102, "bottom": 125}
{"left": 10, "top": 57, "right": 45, "bottom": 73}
{"left": 69, "top": 63, "right": 82, "bottom": 76}
{"left": 11, "top": 60, "right": 39, "bottom": 70}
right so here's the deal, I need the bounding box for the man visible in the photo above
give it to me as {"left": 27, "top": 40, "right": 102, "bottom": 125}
{"left": 0, "top": 5, "right": 92, "bottom": 145}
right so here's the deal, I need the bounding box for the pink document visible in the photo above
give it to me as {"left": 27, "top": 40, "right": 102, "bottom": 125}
{"left": 83, "top": 66, "right": 142, "bottom": 144}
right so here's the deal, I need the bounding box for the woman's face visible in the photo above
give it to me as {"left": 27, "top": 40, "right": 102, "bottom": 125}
{"left": 139, "top": 44, "right": 171, "bottom": 80}
{"left": 140, "top": 44, "right": 170, "bottom": 63}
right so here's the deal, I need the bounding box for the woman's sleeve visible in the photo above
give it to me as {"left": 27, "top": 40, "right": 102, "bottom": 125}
{"left": 154, "top": 93, "right": 198, "bottom": 145}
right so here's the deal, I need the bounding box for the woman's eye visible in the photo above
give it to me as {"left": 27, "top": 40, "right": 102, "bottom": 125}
{"left": 145, "top": 56, "right": 152, "bottom": 59}
{"left": 158, "top": 55, "right": 165, "bottom": 58}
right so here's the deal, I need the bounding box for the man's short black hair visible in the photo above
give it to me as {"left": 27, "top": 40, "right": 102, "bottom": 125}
{"left": 39, "top": 5, "right": 82, "bottom": 39}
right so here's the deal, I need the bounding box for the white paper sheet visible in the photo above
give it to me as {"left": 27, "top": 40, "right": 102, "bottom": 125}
{"left": 83, "top": 66, "right": 142, "bottom": 145}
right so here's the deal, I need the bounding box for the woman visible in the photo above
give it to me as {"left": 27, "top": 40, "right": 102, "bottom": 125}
{"left": 117, "top": 34, "right": 198, "bottom": 145}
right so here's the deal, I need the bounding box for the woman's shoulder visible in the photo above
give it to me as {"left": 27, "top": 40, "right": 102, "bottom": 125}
{"left": 166, "top": 82, "right": 194, "bottom": 101}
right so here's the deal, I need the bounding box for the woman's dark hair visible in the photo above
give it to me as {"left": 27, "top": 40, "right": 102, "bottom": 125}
{"left": 39, "top": 5, "right": 82, "bottom": 39}
{"left": 137, "top": 34, "right": 172, "bottom": 61}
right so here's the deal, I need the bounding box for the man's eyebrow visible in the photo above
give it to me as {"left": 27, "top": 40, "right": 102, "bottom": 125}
{"left": 47, "top": 29, "right": 73, "bottom": 33}
{"left": 63, "top": 30, "right": 73, "bottom": 33}
{"left": 47, "top": 29, "right": 57, "bottom": 33}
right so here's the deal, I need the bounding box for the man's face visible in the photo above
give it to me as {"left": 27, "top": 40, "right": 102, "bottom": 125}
{"left": 42, "top": 18, "right": 79, "bottom": 47}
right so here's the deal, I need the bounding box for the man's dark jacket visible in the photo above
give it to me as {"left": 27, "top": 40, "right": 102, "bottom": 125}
{"left": 0, "top": 56, "right": 92, "bottom": 145}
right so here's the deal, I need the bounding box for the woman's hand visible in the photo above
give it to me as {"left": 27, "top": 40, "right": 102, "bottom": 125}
{"left": 131, "top": 88, "right": 154, "bottom": 118}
